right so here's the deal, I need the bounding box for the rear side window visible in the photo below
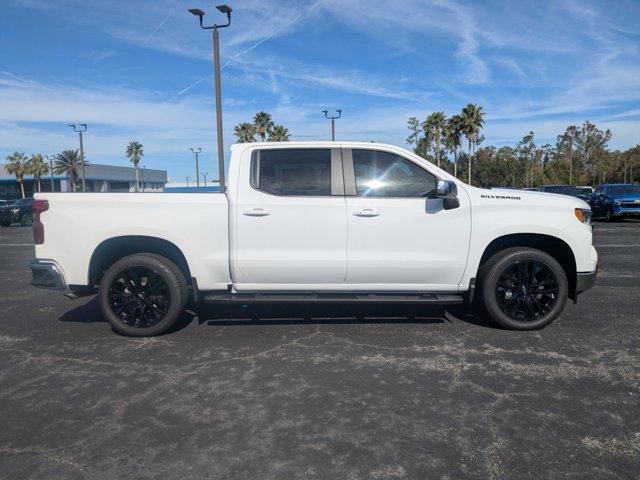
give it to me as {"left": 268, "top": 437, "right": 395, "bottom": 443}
{"left": 252, "top": 149, "right": 331, "bottom": 196}
{"left": 352, "top": 149, "right": 436, "bottom": 197}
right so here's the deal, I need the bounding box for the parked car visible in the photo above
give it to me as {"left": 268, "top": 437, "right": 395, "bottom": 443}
{"left": 576, "top": 186, "right": 594, "bottom": 195}
{"left": 0, "top": 197, "right": 34, "bottom": 226}
{"left": 538, "top": 184, "right": 591, "bottom": 202}
{"left": 28, "top": 142, "right": 597, "bottom": 336}
{"left": 589, "top": 183, "right": 640, "bottom": 221}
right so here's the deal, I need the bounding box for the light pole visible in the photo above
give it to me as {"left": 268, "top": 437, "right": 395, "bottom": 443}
{"left": 188, "top": 5, "right": 232, "bottom": 194}
{"left": 45, "top": 155, "right": 55, "bottom": 191}
{"left": 201, "top": 172, "right": 208, "bottom": 187}
{"left": 68, "top": 123, "right": 87, "bottom": 192}
{"left": 186, "top": 176, "right": 190, "bottom": 187}
{"left": 190, "top": 147, "right": 202, "bottom": 187}
{"left": 322, "top": 109, "right": 342, "bottom": 141}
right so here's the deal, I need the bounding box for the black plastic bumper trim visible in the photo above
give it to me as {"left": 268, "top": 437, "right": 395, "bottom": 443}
{"left": 29, "top": 259, "right": 66, "bottom": 290}
{"left": 576, "top": 269, "right": 597, "bottom": 294}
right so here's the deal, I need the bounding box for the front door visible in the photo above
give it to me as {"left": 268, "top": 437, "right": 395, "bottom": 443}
{"left": 343, "top": 147, "right": 471, "bottom": 291}
{"left": 233, "top": 147, "right": 347, "bottom": 289}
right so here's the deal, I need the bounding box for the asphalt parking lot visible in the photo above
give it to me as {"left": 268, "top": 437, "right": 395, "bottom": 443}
{"left": 1, "top": 221, "right": 639, "bottom": 479}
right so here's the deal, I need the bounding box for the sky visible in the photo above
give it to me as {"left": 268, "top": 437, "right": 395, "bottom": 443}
{"left": 1, "top": 0, "right": 639, "bottom": 183}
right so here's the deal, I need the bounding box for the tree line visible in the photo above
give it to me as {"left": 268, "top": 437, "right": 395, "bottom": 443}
{"left": 5, "top": 141, "right": 146, "bottom": 197}
{"left": 234, "top": 111, "right": 291, "bottom": 143}
{"left": 407, "top": 105, "right": 640, "bottom": 188}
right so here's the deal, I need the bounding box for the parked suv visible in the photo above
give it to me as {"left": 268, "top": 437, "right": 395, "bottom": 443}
{"left": 0, "top": 197, "right": 34, "bottom": 226}
{"left": 589, "top": 184, "right": 640, "bottom": 221}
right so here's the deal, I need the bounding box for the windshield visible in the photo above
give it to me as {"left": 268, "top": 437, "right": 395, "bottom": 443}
{"left": 607, "top": 185, "right": 640, "bottom": 195}
{"left": 542, "top": 186, "right": 580, "bottom": 196}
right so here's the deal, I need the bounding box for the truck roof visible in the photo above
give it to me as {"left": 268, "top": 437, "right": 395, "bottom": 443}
{"left": 230, "top": 141, "right": 396, "bottom": 151}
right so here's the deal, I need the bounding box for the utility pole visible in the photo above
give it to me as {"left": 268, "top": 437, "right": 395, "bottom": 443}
{"left": 68, "top": 123, "right": 87, "bottom": 192}
{"left": 190, "top": 147, "right": 201, "bottom": 187}
{"left": 322, "top": 109, "right": 342, "bottom": 141}
{"left": 201, "top": 172, "right": 208, "bottom": 187}
{"left": 189, "top": 5, "right": 232, "bottom": 194}
{"left": 45, "top": 155, "right": 55, "bottom": 191}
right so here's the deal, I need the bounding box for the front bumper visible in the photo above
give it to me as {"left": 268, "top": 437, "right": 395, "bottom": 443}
{"left": 576, "top": 268, "right": 597, "bottom": 294}
{"left": 29, "top": 259, "right": 66, "bottom": 290}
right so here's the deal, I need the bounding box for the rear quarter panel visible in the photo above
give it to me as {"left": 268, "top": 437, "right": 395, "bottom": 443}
{"left": 34, "top": 193, "right": 230, "bottom": 289}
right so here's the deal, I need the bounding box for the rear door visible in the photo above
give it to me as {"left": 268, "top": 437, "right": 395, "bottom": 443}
{"left": 233, "top": 147, "right": 347, "bottom": 289}
{"left": 343, "top": 147, "right": 471, "bottom": 290}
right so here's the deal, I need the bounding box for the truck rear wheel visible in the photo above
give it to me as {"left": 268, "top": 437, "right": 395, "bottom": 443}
{"left": 479, "top": 247, "right": 568, "bottom": 330}
{"left": 99, "top": 253, "right": 188, "bottom": 336}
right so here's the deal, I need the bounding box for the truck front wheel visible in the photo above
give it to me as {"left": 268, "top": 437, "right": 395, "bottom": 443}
{"left": 479, "top": 247, "right": 568, "bottom": 330}
{"left": 99, "top": 253, "right": 188, "bottom": 336}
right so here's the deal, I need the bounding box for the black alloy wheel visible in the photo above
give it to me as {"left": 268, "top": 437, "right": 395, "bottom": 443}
{"left": 99, "top": 254, "right": 188, "bottom": 336}
{"left": 20, "top": 214, "right": 32, "bottom": 226}
{"left": 495, "top": 260, "right": 559, "bottom": 322}
{"left": 108, "top": 266, "right": 171, "bottom": 328}
{"left": 480, "top": 247, "right": 568, "bottom": 330}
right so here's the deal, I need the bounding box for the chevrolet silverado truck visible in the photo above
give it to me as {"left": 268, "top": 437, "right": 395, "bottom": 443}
{"left": 28, "top": 142, "right": 598, "bottom": 336}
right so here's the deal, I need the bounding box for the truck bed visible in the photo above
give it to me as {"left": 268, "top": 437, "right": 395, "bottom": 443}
{"left": 34, "top": 192, "right": 231, "bottom": 290}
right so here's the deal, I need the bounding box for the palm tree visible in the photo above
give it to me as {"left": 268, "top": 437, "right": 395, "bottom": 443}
{"left": 444, "top": 115, "right": 463, "bottom": 177}
{"left": 267, "top": 125, "right": 291, "bottom": 142}
{"left": 27, "top": 154, "right": 49, "bottom": 192}
{"left": 423, "top": 112, "right": 447, "bottom": 167}
{"left": 253, "top": 111, "right": 274, "bottom": 142}
{"left": 460, "top": 103, "right": 485, "bottom": 185}
{"left": 234, "top": 122, "right": 257, "bottom": 143}
{"left": 54, "top": 149, "right": 83, "bottom": 191}
{"left": 5, "top": 152, "right": 29, "bottom": 198}
{"left": 126, "top": 141, "right": 144, "bottom": 192}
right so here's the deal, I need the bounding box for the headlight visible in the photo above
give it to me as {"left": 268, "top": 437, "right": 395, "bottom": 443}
{"left": 574, "top": 208, "right": 592, "bottom": 225}
{"left": 11, "top": 208, "right": 19, "bottom": 213}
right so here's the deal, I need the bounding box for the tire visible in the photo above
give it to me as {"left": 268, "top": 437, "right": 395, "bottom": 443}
{"left": 605, "top": 208, "right": 613, "bottom": 222}
{"left": 20, "top": 214, "right": 32, "bottom": 226}
{"left": 478, "top": 247, "right": 568, "bottom": 330}
{"left": 99, "top": 253, "right": 188, "bottom": 336}
{"left": 0, "top": 221, "right": 11, "bottom": 227}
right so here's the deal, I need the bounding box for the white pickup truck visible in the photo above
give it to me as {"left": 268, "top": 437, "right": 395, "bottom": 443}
{"left": 29, "top": 142, "right": 598, "bottom": 336}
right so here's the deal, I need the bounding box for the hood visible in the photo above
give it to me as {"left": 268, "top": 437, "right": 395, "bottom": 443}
{"left": 486, "top": 188, "right": 591, "bottom": 209}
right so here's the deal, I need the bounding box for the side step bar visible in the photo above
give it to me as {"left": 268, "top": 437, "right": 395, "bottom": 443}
{"left": 202, "top": 292, "right": 464, "bottom": 305}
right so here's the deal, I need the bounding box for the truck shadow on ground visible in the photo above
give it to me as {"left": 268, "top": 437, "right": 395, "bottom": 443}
{"left": 58, "top": 297, "right": 498, "bottom": 333}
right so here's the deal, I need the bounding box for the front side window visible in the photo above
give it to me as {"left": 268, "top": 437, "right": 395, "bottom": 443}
{"left": 252, "top": 149, "right": 331, "bottom": 196}
{"left": 352, "top": 149, "right": 436, "bottom": 197}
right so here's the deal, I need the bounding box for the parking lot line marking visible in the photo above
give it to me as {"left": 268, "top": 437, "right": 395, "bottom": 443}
{"left": 594, "top": 244, "right": 640, "bottom": 247}
{"left": 0, "top": 243, "right": 33, "bottom": 246}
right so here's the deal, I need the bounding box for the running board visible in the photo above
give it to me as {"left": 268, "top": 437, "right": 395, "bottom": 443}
{"left": 202, "top": 292, "right": 463, "bottom": 305}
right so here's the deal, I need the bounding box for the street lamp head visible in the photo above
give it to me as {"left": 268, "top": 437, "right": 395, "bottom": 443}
{"left": 188, "top": 8, "right": 205, "bottom": 16}
{"left": 216, "top": 4, "right": 232, "bottom": 14}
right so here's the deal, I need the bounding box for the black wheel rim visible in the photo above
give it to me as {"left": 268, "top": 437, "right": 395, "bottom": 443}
{"left": 495, "top": 260, "right": 559, "bottom": 322}
{"left": 108, "top": 267, "right": 171, "bottom": 328}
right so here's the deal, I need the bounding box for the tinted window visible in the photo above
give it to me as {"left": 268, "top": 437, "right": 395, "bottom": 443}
{"left": 352, "top": 149, "right": 436, "bottom": 197}
{"left": 607, "top": 185, "right": 640, "bottom": 195}
{"left": 253, "top": 149, "right": 331, "bottom": 196}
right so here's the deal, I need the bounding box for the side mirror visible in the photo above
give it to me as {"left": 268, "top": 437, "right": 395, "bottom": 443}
{"left": 430, "top": 179, "right": 459, "bottom": 210}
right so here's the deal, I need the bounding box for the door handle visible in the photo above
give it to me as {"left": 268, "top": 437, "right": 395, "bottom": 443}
{"left": 353, "top": 208, "right": 380, "bottom": 217}
{"left": 243, "top": 208, "right": 270, "bottom": 217}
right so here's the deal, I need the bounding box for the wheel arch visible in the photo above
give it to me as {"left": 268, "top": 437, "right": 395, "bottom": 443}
{"left": 88, "top": 235, "right": 192, "bottom": 288}
{"left": 478, "top": 233, "right": 577, "bottom": 296}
